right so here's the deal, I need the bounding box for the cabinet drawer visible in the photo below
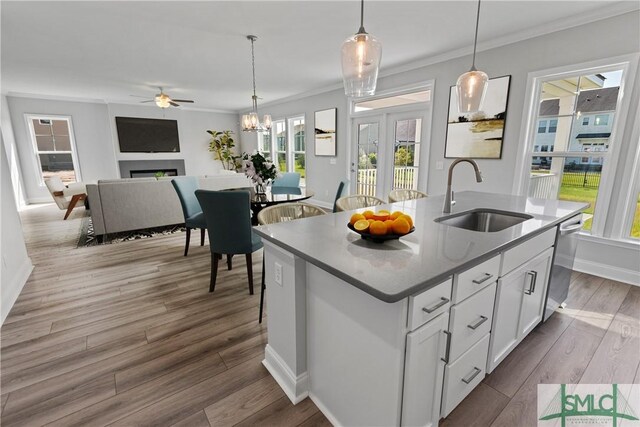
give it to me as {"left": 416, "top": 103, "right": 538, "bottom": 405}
{"left": 441, "top": 333, "right": 490, "bottom": 417}
{"left": 408, "top": 278, "right": 452, "bottom": 331}
{"left": 501, "top": 228, "right": 556, "bottom": 276}
{"left": 452, "top": 255, "right": 500, "bottom": 304}
{"left": 448, "top": 282, "right": 497, "bottom": 361}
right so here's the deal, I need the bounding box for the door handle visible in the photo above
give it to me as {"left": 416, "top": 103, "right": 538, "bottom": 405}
{"left": 472, "top": 273, "right": 493, "bottom": 284}
{"left": 467, "top": 315, "right": 488, "bottom": 330}
{"left": 441, "top": 330, "right": 451, "bottom": 363}
{"left": 524, "top": 271, "right": 537, "bottom": 295}
{"left": 560, "top": 223, "right": 583, "bottom": 235}
{"left": 461, "top": 367, "right": 482, "bottom": 384}
{"left": 422, "top": 297, "right": 450, "bottom": 314}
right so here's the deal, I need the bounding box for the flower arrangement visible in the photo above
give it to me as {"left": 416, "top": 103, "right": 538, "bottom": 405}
{"left": 241, "top": 151, "right": 278, "bottom": 192}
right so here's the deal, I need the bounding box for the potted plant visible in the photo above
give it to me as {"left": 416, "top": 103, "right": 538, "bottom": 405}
{"left": 241, "top": 151, "right": 278, "bottom": 194}
{"left": 207, "top": 130, "right": 241, "bottom": 171}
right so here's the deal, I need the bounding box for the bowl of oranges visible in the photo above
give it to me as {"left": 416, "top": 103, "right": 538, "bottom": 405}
{"left": 348, "top": 210, "right": 415, "bottom": 243}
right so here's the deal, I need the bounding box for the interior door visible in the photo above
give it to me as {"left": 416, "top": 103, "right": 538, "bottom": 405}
{"left": 351, "top": 116, "right": 384, "bottom": 198}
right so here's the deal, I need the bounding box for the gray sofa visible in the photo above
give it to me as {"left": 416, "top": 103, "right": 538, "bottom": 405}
{"left": 86, "top": 174, "right": 251, "bottom": 238}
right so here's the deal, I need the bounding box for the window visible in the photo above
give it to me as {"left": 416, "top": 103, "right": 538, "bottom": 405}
{"left": 630, "top": 191, "right": 640, "bottom": 239}
{"left": 258, "top": 115, "right": 306, "bottom": 185}
{"left": 27, "top": 116, "right": 79, "bottom": 185}
{"left": 595, "top": 114, "right": 609, "bottom": 126}
{"left": 526, "top": 67, "right": 625, "bottom": 234}
{"left": 538, "top": 120, "right": 547, "bottom": 133}
{"left": 392, "top": 118, "right": 421, "bottom": 190}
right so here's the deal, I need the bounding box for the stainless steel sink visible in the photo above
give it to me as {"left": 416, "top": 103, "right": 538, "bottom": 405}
{"left": 435, "top": 209, "right": 533, "bottom": 232}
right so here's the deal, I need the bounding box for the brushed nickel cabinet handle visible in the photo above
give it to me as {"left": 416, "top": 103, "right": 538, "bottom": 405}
{"left": 524, "top": 271, "right": 537, "bottom": 295}
{"left": 467, "top": 315, "right": 488, "bottom": 330}
{"left": 461, "top": 367, "right": 482, "bottom": 384}
{"left": 441, "top": 330, "right": 451, "bottom": 363}
{"left": 422, "top": 297, "right": 450, "bottom": 314}
{"left": 472, "top": 273, "right": 493, "bottom": 284}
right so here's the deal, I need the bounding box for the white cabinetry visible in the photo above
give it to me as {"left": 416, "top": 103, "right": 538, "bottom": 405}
{"left": 401, "top": 312, "right": 449, "bottom": 427}
{"left": 488, "top": 246, "right": 554, "bottom": 373}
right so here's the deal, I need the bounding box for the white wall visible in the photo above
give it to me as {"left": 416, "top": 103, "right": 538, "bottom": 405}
{"left": 106, "top": 103, "right": 240, "bottom": 176}
{"left": 5, "top": 96, "right": 242, "bottom": 203}
{"left": 0, "top": 133, "right": 33, "bottom": 324}
{"left": 1, "top": 95, "right": 27, "bottom": 207}
{"left": 6, "top": 96, "right": 118, "bottom": 202}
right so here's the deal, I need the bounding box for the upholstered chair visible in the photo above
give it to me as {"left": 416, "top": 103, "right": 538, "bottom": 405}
{"left": 44, "top": 176, "right": 87, "bottom": 220}
{"left": 195, "top": 190, "right": 263, "bottom": 294}
{"left": 271, "top": 172, "right": 301, "bottom": 195}
{"left": 171, "top": 177, "right": 207, "bottom": 256}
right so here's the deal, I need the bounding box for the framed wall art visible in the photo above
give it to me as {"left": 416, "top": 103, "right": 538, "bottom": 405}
{"left": 445, "top": 75, "right": 511, "bottom": 159}
{"left": 314, "top": 108, "right": 337, "bottom": 157}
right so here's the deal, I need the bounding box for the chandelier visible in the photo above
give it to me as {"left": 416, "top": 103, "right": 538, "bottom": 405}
{"left": 340, "top": 0, "right": 382, "bottom": 97}
{"left": 242, "top": 35, "right": 272, "bottom": 132}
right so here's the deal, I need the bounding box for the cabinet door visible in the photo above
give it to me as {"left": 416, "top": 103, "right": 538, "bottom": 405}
{"left": 519, "top": 247, "right": 553, "bottom": 337}
{"left": 487, "top": 269, "right": 523, "bottom": 373}
{"left": 402, "top": 312, "right": 449, "bottom": 427}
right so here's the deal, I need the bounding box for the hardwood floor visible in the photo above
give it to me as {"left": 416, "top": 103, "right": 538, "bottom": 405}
{"left": 1, "top": 204, "right": 638, "bottom": 426}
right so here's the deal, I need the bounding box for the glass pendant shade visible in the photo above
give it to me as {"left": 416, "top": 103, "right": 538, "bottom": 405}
{"left": 456, "top": 69, "right": 489, "bottom": 113}
{"left": 263, "top": 114, "right": 272, "bottom": 130}
{"left": 341, "top": 32, "right": 382, "bottom": 97}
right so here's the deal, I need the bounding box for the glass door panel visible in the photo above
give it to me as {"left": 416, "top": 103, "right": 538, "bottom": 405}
{"left": 355, "top": 122, "right": 379, "bottom": 197}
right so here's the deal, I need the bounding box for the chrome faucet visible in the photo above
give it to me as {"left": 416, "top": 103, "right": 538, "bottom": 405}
{"left": 443, "top": 159, "right": 483, "bottom": 213}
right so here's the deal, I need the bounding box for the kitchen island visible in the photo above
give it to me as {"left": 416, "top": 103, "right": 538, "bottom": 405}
{"left": 253, "top": 191, "right": 586, "bottom": 426}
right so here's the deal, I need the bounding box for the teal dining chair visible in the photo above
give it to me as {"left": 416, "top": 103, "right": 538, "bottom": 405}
{"left": 195, "top": 190, "right": 263, "bottom": 294}
{"left": 272, "top": 172, "right": 300, "bottom": 194}
{"left": 171, "top": 177, "right": 207, "bottom": 256}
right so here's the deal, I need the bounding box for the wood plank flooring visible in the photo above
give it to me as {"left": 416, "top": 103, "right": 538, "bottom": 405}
{"left": 1, "top": 203, "right": 638, "bottom": 426}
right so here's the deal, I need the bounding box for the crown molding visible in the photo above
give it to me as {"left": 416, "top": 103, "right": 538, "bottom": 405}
{"left": 239, "top": 3, "right": 640, "bottom": 112}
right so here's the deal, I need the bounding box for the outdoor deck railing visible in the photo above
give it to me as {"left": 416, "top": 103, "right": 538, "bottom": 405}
{"left": 529, "top": 173, "right": 558, "bottom": 199}
{"left": 356, "top": 167, "right": 418, "bottom": 197}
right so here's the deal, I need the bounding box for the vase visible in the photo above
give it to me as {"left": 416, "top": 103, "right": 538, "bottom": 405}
{"left": 255, "top": 183, "right": 266, "bottom": 195}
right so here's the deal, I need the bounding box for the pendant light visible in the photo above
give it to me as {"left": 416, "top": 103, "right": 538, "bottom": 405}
{"left": 242, "top": 35, "right": 272, "bottom": 132}
{"left": 456, "top": 0, "right": 488, "bottom": 114}
{"left": 341, "top": 0, "right": 382, "bottom": 97}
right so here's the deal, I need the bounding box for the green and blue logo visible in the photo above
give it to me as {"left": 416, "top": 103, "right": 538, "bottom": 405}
{"left": 538, "top": 384, "right": 639, "bottom": 427}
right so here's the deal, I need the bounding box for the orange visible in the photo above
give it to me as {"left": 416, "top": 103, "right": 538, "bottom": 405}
{"left": 392, "top": 217, "right": 411, "bottom": 235}
{"left": 350, "top": 213, "right": 366, "bottom": 225}
{"left": 390, "top": 211, "right": 404, "bottom": 220}
{"left": 369, "top": 220, "right": 388, "bottom": 235}
{"left": 384, "top": 220, "right": 395, "bottom": 234}
{"left": 353, "top": 219, "right": 370, "bottom": 232}
{"left": 367, "top": 219, "right": 375, "bottom": 226}
{"left": 362, "top": 210, "right": 375, "bottom": 220}
{"left": 372, "top": 210, "right": 390, "bottom": 221}
{"left": 400, "top": 214, "right": 413, "bottom": 228}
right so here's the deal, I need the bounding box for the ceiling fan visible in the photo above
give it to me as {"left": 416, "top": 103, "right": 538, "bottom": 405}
{"left": 132, "top": 87, "right": 194, "bottom": 108}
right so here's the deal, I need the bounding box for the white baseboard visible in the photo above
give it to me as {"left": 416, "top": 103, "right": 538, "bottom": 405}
{"left": 309, "top": 392, "right": 342, "bottom": 427}
{"left": 27, "top": 197, "right": 52, "bottom": 204}
{"left": 262, "top": 344, "right": 309, "bottom": 404}
{"left": 573, "top": 258, "right": 640, "bottom": 286}
{"left": 1, "top": 257, "right": 33, "bottom": 325}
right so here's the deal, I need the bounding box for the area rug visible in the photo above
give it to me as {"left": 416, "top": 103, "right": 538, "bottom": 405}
{"left": 77, "top": 216, "right": 186, "bottom": 247}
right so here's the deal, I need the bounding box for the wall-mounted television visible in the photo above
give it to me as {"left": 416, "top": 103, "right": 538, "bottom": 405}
{"left": 115, "top": 117, "right": 180, "bottom": 153}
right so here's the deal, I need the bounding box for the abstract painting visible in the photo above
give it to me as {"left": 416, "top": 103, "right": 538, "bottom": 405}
{"left": 445, "top": 75, "right": 511, "bottom": 159}
{"left": 314, "top": 108, "right": 337, "bottom": 156}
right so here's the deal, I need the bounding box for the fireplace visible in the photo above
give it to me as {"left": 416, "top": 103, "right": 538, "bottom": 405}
{"left": 130, "top": 169, "right": 178, "bottom": 178}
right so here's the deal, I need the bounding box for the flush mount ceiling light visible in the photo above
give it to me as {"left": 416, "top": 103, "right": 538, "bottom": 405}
{"left": 456, "top": 0, "right": 489, "bottom": 113}
{"left": 242, "top": 35, "right": 272, "bottom": 133}
{"left": 341, "top": 0, "right": 382, "bottom": 98}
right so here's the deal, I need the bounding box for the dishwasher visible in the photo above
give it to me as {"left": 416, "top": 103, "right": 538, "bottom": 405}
{"left": 543, "top": 214, "right": 583, "bottom": 321}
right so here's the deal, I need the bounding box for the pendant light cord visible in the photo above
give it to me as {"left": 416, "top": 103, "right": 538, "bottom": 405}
{"left": 358, "top": 0, "right": 366, "bottom": 34}
{"left": 249, "top": 36, "right": 258, "bottom": 112}
{"left": 471, "top": 0, "right": 481, "bottom": 70}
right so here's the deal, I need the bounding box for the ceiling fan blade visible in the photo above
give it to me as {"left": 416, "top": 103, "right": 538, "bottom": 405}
{"left": 169, "top": 101, "right": 180, "bottom": 107}
{"left": 171, "top": 99, "right": 194, "bottom": 103}
{"left": 130, "top": 94, "right": 150, "bottom": 98}
{"left": 140, "top": 100, "right": 155, "bottom": 103}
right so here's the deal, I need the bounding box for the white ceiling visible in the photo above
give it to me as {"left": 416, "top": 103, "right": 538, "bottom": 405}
{"left": 2, "top": 1, "right": 638, "bottom": 112}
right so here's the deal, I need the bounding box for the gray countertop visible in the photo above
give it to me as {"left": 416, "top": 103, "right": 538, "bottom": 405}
{"left": 254, "top": 191, "right": 587, "bottom": 303}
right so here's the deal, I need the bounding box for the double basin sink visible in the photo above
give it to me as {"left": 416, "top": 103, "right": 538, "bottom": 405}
{"left": 435, "top": 209, "right": 533, "bottom": 233}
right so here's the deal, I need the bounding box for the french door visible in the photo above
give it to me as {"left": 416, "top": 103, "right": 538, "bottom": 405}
{"left": 351, "top": 110, "right": 428, "bottom": 200}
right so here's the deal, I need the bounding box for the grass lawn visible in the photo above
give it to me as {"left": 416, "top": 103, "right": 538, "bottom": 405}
{"left": 559, "top": 184, "right": 640, "bottom": 237}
